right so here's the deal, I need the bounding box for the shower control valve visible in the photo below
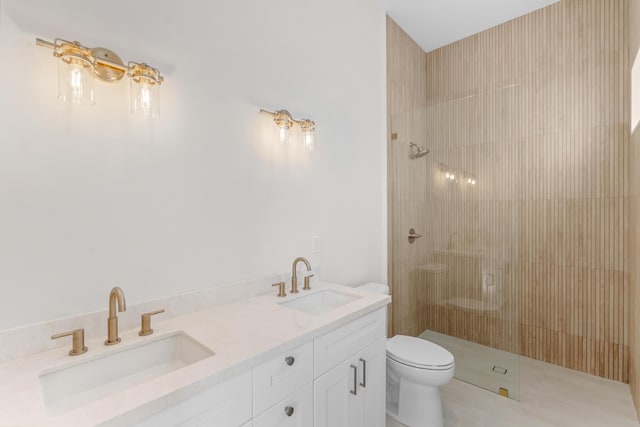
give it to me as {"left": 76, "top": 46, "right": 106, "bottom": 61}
{"left": 408, "top": 228, "right": 422, "bottom": 244}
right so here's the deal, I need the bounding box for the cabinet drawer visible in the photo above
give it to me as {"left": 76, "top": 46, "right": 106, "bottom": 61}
{"left": 253, "top": 341, "right": 313, "bottom": 414}
{"left": 314, "top": 308, "right": 385, "bottom": 377}
{"left": 130, "top": 371, "right": 252, "bottom": 427}
{"left": 253, "top": 383, "right": 313, "bottom": 427}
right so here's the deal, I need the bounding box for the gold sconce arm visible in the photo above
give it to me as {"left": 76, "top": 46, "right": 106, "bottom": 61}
{"left": 35, "top": 38, "right": 56, "bottom": 50}
{"left": 260, "top": 109, "right": 314, "bottom": 128}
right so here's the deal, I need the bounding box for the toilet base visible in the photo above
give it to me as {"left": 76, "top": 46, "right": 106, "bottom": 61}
{"left": 386, "top": 413, "right": 409, "bottom": 427}
{"left": 388, "top": 377, "right": 444, "bottom": 427}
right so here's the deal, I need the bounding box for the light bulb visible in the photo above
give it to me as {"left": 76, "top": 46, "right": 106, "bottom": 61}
{"left": 70, "top": 68, "right": 83, "bottom": 97}
{"left": 140, "top": 84, "right": 151, "bottom": 111}
{"left": 303, "top": 131, "right": 314, "bottom": 152}
{"left": 279, "top": 126, "right": 291, "bottom": 144}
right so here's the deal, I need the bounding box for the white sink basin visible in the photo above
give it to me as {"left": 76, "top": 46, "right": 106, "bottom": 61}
{"left": 39, "top": 332, "right": 214, "bottom": 415}
{"left": 280, "top": 290, "right": 360, "bottom": 314}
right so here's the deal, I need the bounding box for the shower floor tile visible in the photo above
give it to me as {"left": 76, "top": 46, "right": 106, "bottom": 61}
{"left": 419, "top": 329, "right": 520, "bottom": 400}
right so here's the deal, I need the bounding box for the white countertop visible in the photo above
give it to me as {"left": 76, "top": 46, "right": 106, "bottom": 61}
{"left": 0, "top": 282, "right": 390, "bottom": 427}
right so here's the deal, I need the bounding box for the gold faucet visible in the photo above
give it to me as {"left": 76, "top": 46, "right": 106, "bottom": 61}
{"left": 105, "top": 286, "right": 126, "bottom": 345}
{"left": 291, "top": 257, "right": 313, "bottom": 294}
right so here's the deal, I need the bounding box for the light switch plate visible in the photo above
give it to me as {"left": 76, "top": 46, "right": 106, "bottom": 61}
{"left": 312, "top": 236, "right": 320, "bottom": 253}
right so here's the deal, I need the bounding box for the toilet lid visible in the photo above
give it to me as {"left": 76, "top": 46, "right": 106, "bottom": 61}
{"left": 386, "top": 335, "right": 454, "bottom": 370}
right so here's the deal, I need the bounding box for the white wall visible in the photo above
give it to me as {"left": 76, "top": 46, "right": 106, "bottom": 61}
{"left": 0, "top": 0, "right": 387, "bottom": 330}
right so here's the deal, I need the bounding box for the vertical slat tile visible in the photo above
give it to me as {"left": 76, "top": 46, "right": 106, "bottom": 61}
{"left": 388, "top": 0, "right": 630, "bottom": 385}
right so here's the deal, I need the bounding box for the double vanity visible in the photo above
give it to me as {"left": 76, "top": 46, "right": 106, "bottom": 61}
{"left": 0, "top": 278, "right": 390, "bottom": 427}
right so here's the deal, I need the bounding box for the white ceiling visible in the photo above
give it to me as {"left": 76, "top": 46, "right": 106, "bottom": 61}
{"left": 375, "top": 0, "right": 560, "bottom": 52}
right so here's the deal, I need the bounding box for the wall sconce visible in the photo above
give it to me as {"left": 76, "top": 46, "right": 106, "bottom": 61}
{"left": 260, "top": 109, "right": 316, "bottom": 151}
{"left": 36, "top": 38, "right": 164, "bottom": 117}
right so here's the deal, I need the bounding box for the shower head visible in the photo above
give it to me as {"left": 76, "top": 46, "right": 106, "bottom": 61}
{"left": 410, "top": 142, "right": 430, "bottom": 159}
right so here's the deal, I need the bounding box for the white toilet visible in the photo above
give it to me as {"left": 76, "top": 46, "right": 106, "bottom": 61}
{"left": 358, "top": 283, "right": 455, "bottom": 427}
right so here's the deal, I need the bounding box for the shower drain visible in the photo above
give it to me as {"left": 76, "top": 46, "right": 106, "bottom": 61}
{"left": 492, "top": 365, "right": 508, "bottom": 374}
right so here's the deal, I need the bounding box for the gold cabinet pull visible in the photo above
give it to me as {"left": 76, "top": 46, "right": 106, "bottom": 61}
{"left": 138, "top": 309, "right": 165, "bottom": 336}
{"left": 51, "top": 328, "right": 88, "bottom": 356}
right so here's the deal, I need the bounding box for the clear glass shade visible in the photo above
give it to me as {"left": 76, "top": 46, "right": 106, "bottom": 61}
{"left": 130, "top": 79, "right": 160, "bottom": 118}
{"left": 302, "top": 130, "right": 315, "bottom": 152}
{"left": 57, "top": 59, "right": 95, "bottom": 106}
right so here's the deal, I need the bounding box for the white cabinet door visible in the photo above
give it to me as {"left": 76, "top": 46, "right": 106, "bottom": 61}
{"left": 253, "top": 383, "right": 313, "bottom": 427}
{"left": 313, "top": 357, "right": 359, "bottom": 427}
{"left": 313, "top": 337, "right": 386, "bottom": 427}
{"left": 357, "top": 338, "right": 386, "bottom": 427}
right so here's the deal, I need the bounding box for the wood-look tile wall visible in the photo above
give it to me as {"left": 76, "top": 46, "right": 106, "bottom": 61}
{"left": 629, "top": 0, "right": 640, "bottom": 415}
{"left": 388, "top": 0, "right": 631, "bottom": 382}
{"left": 386, "top": 15, "right": 428, "bottom": 338}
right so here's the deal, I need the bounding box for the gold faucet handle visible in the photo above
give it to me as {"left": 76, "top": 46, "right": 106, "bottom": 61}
{"left": 303, "top": 274, "right": 314, "bottom": 290}
{"left": 139, "top": 309, "right": 165, "bottom": 336}
{"left": 51, "top": 329, "right": 88, "bottom": 356}
{"left": 272, "top": 281, "right": 287, "bottom": 297}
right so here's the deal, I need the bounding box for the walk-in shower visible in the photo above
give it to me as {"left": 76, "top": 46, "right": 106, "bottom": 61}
{"left": 388, "top": 0, "right": 630, "bottom": 405}
{"left": 389, "top": 81, "right": 521, "bottom": 400}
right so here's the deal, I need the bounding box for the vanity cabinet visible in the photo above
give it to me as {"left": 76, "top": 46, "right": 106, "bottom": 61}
{"left": 313, "top": 309, "right": 386, "bottom": 427}
{"left": 130, "top": 308, "right": 386, "bottom": 427}
{"left": 131, "top": 370, "right": 252, "bottom": 427}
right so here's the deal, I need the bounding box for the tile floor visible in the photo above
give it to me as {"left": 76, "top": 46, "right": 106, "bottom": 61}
{"left": 387, "top": 356, "right": 639, "bottom": 426}
{"left": 440, "top": 356, "right": 639, "bottom": 427}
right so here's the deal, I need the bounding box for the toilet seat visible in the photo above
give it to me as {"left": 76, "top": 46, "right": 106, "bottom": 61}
{"left": 386, "top": 335, "right": 454, "bottom": 371}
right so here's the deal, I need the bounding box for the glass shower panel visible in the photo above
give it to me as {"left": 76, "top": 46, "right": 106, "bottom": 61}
{"left": 390, "top": 83, "right": 521, "bottom": 400}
